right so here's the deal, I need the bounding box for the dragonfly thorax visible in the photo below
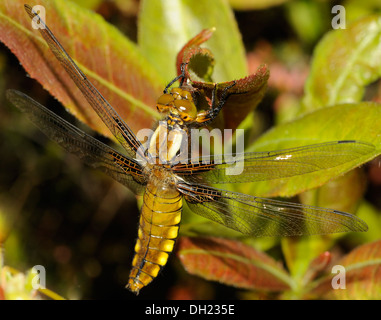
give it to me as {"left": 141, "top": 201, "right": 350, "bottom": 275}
{"left": 148, "top": 165, "right": 178, "bottom": 187}
{"left": 146, "top": 121, "right": 188, "bottom": 165}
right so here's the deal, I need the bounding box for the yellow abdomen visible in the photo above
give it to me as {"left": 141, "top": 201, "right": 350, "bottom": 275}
{"left": 126, "top": 176, "right": 182, "bottom": 294}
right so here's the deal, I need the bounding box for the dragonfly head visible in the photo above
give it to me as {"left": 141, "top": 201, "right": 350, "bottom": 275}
{"left": 156, "top": 87, "right": 198, "bottom": 125}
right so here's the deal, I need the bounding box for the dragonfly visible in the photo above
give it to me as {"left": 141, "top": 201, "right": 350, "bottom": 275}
{"left": 7, "top": 5, "right": 373, "bottom": 295}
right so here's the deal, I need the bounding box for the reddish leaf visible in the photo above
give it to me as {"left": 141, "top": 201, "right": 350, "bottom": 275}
{"left": 303, "top": 251, "right": 332, "bottom": 284}
{"left": 176, "top": 29, "right": 270, "bottom": 130}
{"left": 307, "top": 240, "right": 381, "bottom": 299}
{"left": 0, "top": 0, "right": 162, "bottom": 139}
{"left": 168, "top": 280, "right": 214, "bottom": 300}
{"left": 0, "top": 286, "right": 5, "bottom": 300}
{"left": 218, "top": 65, "right": 269, "bottom": 130}
{"left": 177, "top": 236, "right": 291, "bottom": 291}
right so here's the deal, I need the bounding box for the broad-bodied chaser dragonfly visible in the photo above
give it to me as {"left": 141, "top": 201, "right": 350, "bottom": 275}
{"left": 6, "top": 5, "right": 372, "bottom": 294}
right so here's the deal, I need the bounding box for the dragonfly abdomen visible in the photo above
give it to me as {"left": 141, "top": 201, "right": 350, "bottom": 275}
{"left": 126, "top": 177, "right": 182, "bottom": 294}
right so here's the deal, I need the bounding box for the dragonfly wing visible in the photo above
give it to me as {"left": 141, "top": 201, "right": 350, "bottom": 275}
{"left": 7, "top": 90, "right": 146, "bottom": 195}
{"left": 177, "top": 183, "right": 368, "bottom": 237}
{"left": 173, "top": 141, "right": 374, "bottom": 184}
{"left": 24, "top": 5, "right": 143, "bottom": 159}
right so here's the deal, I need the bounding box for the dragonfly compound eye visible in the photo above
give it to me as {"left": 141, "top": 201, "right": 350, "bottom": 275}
{"left": 156, "top": 93, "right": 174, "bottom": 112}
{"left": 180, "top": 90, "right": 192, "bottom": 100}
{"left": 174, "top": 99, "right": 197, "bottom": 121}
{"left": 170, "top": 87, "right": 183, "bottom": 100}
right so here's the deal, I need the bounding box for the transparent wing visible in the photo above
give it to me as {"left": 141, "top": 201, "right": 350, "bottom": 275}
{"left": 177, "top": 183, "right": 368, "bottom": 236}
{"left": 7, "top": 90, "right": 146, "bottom": 195}
{"left": 24, "top": 4, "right": 143, "bottom": 159}
{"left": 173, "top": 141, "right": 374, "bottom": 184}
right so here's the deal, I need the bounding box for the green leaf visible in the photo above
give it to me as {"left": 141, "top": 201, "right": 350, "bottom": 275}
{"left": 177, "top": 236, "right": 293, "bottom": 291}
{"left": 299, "top": 168, "right": 367, "bottom": 214}
{"left": 74, "top": 0, "right": 103, "bottom": 10}
{"left": 138, "top": 0, "right": 247, "bottom": 82}
{"left": 345, "top": 0, "right": 381, "bottom": 22}
{"left": 0, "top": 0, "right": 162, "bottom": 139}
{"left": 228, "top": 0, "right": 290, "bottom": 10}
{"left": 240, "top": 102, "right": 381, "bottom": 197}
{"left": 353, "top": 201, "right": 381, "bottom": 243}
{"left": 307, "top": 240, "right": 381, "bottom": 299}
{"left": 286, "top": 0, "right": 330, "bottom": 46}
{"left": 281, "top": 170, "right": 368, "bottom": 294}
{"left": 302, "top": 15, "right": 381, "bottom": 113}
{"left": 0, "top": 203, "right": 14, "bottom": 245}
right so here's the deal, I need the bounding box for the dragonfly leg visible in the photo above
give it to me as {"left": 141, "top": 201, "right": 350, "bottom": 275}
{"left": 194, "top": 81, "right": 236, "bottom": 126}
{"left": 163, "top": 63, "right": 188, "bottom": 93}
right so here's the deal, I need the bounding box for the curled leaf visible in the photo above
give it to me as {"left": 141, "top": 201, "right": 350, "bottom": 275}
{"left": 177, "top": 29, "right": 270, "bottom": 130}
{"left": 176, "top": 28, "right": 216, "bottom": 80}
{"left": 177, "top": 236, "right": 292, "bottom": 291}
